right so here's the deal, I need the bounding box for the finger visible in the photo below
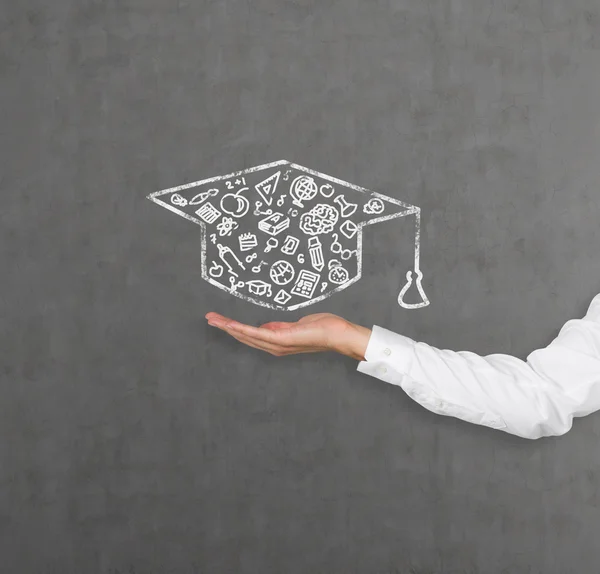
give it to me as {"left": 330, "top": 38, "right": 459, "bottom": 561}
{"left": 207, "top": 318, "right": 235, "bottom": 333}
{"left": 206, "top": 312, "right": 235, "bottom": 327}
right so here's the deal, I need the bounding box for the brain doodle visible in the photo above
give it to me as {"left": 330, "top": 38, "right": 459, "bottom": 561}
{"left": 299, "top": 204, "right": 339, "bottom": 236}
{"left": 147, "top": 160, "right": 430, "bottom": 311}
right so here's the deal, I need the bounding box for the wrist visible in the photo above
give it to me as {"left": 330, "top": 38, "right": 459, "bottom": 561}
{"left": 340, "top": 323, "right": 372, "bottom": 361}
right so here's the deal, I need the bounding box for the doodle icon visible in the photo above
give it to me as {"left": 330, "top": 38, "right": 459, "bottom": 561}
{"left": 319, "top": 183, "right": 335, "bottom": 198}
{"left": 238, "top": 233, "right": 258, "bottom": 252}
{"left": 216, "top": 216, "right": 238, "bottom": 237}
{"left": 251, "top": 260, "right": 268, "bottom": 273}
{"left": 331, "top": 232, "right": 357, "bottom": 261}
{"left": 217, "top": 244, "right": 245, "bottom": 275}
{"left": 255, "top": 171, "right": 281, "bottom": 206}
{"left": 281, "top": 235, "right": 300, "bottom": 256}
{"left": 291, "top": 270, "right": 320, "bottom": 299}
{"left": 308, "top": 236, "right": 324, "bottom": 271}
{"left": 190, "top": 188, "right": 219, "bottom": 206}
{"left": 195, "top": 202, "right": 221, "bottom": 224}
{"left": 246, "top": 280, "right": 272, "bottom": 297}
{"left": 264, "top": 237, "right": 279, "bottom": 253}
{"left": 274, "top": 289, "right": 292, "bottom": 305}
{"left": 340, "top": 220, "right": 358, "bottom": 239}
{"left": 328, "top": 260, "right": 349, "bottom": 285}
{"left": 254, "top": 201, "right": 273, "bottom": 217}
{"left": 220, "top": 187, "right": 250, "bottom": 218}
{"left": 209, "top": 261, "right": 224, "bottom": 278}
{"left": 364, "top": 197, "right": 385, "bottom": 215}
{"left": 299, "top": 203, "right": 339, "bottom": 236}
{"left": 270, "top": 260, "right": 295, "bottom": 286}
{"left": 290, "top": 175, "right": 318, "bottom": 207}
{"left": 258, "top": 212, "right": 290, "bottom": 236}
{"left": 229, "top": 276, "right": 245, "bottom": 292}
{"left": 171, "top": 193, "right": 188, "bottom": 207}
{"left": 334, "top": 194, "right": 358, "bottom": 218}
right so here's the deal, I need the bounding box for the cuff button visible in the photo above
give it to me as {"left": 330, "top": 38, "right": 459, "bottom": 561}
{"left": 383, "top": 348, "right": 391, "bottom": 356}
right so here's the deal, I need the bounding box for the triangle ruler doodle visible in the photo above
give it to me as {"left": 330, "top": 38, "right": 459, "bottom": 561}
{"left": 254, "top": 171, "right": 281, "bottom": 206}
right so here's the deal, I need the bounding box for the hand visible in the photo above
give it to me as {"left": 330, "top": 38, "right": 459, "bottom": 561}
{"left": 205, "top": 311, "right": 372, "bottom": 360}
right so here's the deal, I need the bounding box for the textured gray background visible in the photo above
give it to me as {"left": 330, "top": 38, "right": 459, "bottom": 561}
{"left": 1, "top": 1, "right": 600, "bottom": 573}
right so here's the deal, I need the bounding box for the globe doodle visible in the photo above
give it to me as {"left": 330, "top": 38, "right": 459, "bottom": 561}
{"left": 290, "top": 176, "right": 318, "bottom": 207}
{"left": 270, "top": 260, "right": 296, "bottom": 286}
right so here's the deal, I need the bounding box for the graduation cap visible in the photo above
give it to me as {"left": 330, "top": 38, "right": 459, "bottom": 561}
{"left": 147, "top": 160, "right": 429, "bottom": 311}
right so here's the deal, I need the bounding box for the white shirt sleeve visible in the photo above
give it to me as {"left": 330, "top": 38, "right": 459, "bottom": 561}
{"left": 356, "top": 294, "right": 600, "bottom": 439}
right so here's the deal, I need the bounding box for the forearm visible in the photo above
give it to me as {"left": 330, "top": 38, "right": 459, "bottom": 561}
{"left": 353, "top": 294, "right": 600, "bottom": 439}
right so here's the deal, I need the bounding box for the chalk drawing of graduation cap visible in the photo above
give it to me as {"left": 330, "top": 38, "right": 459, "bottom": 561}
{"left": 147, "top": 160, "right": 429, "bottom": 311}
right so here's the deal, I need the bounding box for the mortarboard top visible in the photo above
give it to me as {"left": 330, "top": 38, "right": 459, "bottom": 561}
{"left": 147, "top": 160, "right": 429, "bottom": 311}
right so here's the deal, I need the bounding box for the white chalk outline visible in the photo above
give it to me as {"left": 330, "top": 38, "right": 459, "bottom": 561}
{"left": 147, "top": 159, "right": 425, "bottom": 311}
{"left": 220, "top": 187, "right": 250, "bottom": 218}
{"left": 255, "top": 171, "right": 281, "bottom": 206}
{"left": 269, "top": 260, "right": 296, "bottom": 286}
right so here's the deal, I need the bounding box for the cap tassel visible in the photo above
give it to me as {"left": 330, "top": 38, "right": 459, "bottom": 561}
{"left": 398, "top": 269, "right": 429, "bottom": 309}
{"left": 397, "top": 209, "right": 430, "bottom": 310}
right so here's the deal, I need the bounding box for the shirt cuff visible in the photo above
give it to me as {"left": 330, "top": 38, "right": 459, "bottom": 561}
{"left": 356, "top": 325, "right": 416, "bottom": 385}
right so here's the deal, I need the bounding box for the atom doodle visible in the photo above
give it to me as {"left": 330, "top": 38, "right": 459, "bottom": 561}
{"left": 147, "top": 160, "right": 430, "bottom": 311}
{"left": 216, "top": 216, "right": 238, "bottom": 237}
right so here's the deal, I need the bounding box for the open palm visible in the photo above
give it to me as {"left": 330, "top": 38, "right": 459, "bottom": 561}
{"left": 205, "top": 311, "right": 371, "bottom": 360}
